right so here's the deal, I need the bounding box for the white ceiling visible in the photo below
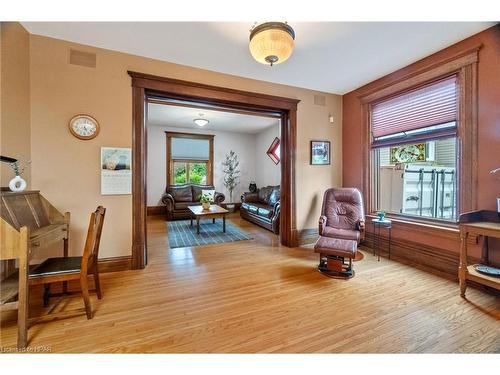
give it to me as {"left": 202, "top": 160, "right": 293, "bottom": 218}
{"left": 147, "top": 103, "right": 279, "bottom": 134}
{"left": 22, "top": 22, "right": 494, "bottom": 94}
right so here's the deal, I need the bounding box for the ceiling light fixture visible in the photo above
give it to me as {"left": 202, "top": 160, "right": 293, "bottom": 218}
{"left": 249, "top": 22, "right": 295, "bottom": 66}
{"left": 193, "top": 114, "right": 209, "bottom": 127}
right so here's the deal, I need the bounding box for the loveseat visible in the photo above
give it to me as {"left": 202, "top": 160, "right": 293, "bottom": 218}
{"left": 161, "top": 184, "right": 225, "bottom": 221}
{"left": 240, "top": 185, "right": 280, "bottom": 234}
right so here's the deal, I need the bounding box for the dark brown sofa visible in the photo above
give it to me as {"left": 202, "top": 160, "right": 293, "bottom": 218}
{"left": 161, "top": 184, "right": 225, "bottom": 221}
{"left": 240, "top": 185, "right": 280, "bottom": 234}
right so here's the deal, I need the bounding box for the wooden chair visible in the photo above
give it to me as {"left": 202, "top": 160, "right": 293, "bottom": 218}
{"left": 29, "top": 206, "right": 106, "bottom": 321}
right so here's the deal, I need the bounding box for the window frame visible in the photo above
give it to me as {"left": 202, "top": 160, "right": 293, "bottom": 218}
{"left": 172, "top": 159, "right": 209, "bottom": 185}
{"left": 359, "top": 46, "right": 479, "bottom": 225}
{"left": 165, "top": 131, "right": 214, "bottom": 186}
{"left": 372, "top": 136, "right": 459, "bottom": 222}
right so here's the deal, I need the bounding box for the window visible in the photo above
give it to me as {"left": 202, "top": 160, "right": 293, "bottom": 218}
{"left": 370, "top": 75, "right": 459, "bottom": 221}
{"left": 266, "top": 137, "right": 281, "bottom": 164}
{"left": 166, "top": 132, "right": 214, "bottom": 185}
{"left": 173, "top": 161, "right": 208, "bottom": 184}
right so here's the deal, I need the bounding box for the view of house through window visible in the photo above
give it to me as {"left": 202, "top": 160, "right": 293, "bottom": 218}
{"left": 370, "top": 75, "right": 459, "bottom": 221}
{"left": 374, "top": 136, "right": 457, "bottom": 220}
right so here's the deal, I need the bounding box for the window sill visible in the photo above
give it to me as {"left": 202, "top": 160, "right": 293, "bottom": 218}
{"left": 367, "top": 213, "right": 459, "bottom": 239}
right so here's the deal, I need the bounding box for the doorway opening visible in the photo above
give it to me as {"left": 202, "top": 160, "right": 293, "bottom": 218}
{"left": 129, "top": 71, "right": 299, "bottom": 269}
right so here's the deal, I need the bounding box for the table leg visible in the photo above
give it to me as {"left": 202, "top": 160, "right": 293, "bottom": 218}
{"left": 372, "top": 223, "right": 376, "bottom": 256}
{"left": 190, "top": 217, "right": 193, "bottom": 226}
{"left": 388, "top": 227, "right": 392, "bottom": 260}
{"left": 213, "top": 218, "right": 215, "bottom": 224}
{"left": 377, "top": 224, "right": 381, "bottom": 261}
{"left": 197, "top": 218, "right": 200, "bottom": 235}
{"left": 63, "top": 237, "right": 69, "bottom": 294}
{"left": 223, "top": 215, "right": 226, "bottom": 233}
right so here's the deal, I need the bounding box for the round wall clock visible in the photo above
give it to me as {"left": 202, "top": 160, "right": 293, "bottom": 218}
{"left": 69, "top": 114, "right": 100, "bottom": 140}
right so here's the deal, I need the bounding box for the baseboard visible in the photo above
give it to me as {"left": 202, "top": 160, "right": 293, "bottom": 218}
{"left": 98, "top": 256, "right": 132, "bottom": 273}
{"left": 363, "top": 232, "right": 481, "bottom": 280}
{"left": 297, "top": 228, "right": 319, "bottom": 246}
{"left": 297, "top": 228, "right": 480, "bottom": 280}
{"left": 221, "top": 202, "right": 241, "bottom": 211}
{"left": 147, "top": 206, "right": 165, "bottom": 216}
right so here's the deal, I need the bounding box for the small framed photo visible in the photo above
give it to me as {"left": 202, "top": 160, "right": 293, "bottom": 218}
{"left": 310, "top": 140, "right": 331, "bottom": 165}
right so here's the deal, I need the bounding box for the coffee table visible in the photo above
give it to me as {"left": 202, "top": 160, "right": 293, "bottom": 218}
{"left": 188, "top": 205, "right": 229, "bottom": 235}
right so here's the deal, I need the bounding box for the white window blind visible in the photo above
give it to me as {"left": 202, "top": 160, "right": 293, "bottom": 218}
{"left": 371, "top": 75, "right": 458, "bottom": 147}
{"left": 171, "top": 138, "right": 209, "bottom": 160}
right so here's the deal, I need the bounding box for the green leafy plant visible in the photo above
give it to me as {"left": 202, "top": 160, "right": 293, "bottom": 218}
{"left": 222, "top": 150, "right": 240, "bottom": 203}
{"left": 200, "top": 193, "right": 212, "bottom": 204}
{"left": 9, "top": 160, "right": 31, "bottom": 176}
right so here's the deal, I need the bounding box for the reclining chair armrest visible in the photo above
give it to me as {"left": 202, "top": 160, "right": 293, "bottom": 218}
{"left": 214, "top": 192, "right": 225, "bottom": 205}
{"left": 319, "top": 215, "right": 327, "bottom": 236}
{"left": 358, "top": 219, "right": 366, "bottom": 242}
{"left": 241, "top": 192, "right": 259, "bottom": 203}
{"left": 161, "top": 193, "right": 175, "bottom": 211}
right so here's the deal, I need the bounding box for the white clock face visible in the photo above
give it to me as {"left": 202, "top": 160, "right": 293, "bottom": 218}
{"left": 395, "top": 144, "right": 420, "bottom": 162}
{"left": 69, "top": 115, "right": 99, "bottom": 139}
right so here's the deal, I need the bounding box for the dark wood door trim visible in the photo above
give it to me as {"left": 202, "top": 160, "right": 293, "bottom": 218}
{"left": 129, "top": 71, "right": 300, "bottom": 269}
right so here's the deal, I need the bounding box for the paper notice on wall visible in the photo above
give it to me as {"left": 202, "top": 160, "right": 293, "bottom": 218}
{"left": 101, "top": 147, "right": 132, "bottom": 195}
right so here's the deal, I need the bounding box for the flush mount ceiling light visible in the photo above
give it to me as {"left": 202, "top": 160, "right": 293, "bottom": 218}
{"left": 249, "top": 22, "right": 295, "bottom": 66}
{"left": 193, "top": 114, "right": 209, "bottom": 127}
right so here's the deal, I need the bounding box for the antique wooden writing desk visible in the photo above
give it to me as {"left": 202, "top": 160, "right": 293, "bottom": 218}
{"left": 0, "top": 190, "right": 69, "bottom": 348}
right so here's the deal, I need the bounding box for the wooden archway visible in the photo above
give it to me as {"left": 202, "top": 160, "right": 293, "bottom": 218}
{"left": 128, "top": 71, "right": 300, "bottom": 269}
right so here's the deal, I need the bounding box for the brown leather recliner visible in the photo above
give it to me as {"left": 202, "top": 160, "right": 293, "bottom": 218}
{"left": 161, "top": 184, "right": 225, "bottom": 221}
{"left": 314, "top": 188, "right": 365, "bottom": 278}
{"left": 240, "top": 185, "right": 280, "bottom": 234}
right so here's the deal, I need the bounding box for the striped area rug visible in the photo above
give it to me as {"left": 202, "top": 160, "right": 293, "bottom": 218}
{"left": 167, "top": 219, "right": 253, "bottom": 249}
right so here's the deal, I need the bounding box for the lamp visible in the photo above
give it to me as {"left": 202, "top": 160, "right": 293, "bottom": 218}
{"left": 249, "top": 22, "right": 295, "bottom": 66}
{"left": 193, "top": 114, "right": 209, "bottom": 127}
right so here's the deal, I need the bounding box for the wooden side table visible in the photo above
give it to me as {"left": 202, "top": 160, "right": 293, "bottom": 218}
{"left": 459, "top": 210, "right": 500, "bottom": 298}
{"left": 371, "top": 218, "right": 392, "bottom": 261}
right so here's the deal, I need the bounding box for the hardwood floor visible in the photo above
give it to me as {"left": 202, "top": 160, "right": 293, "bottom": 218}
{"left": 1, "top": 214, "right": 499, "bottom": 353}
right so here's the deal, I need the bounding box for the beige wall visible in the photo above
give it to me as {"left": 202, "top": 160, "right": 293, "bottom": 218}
{"left": 0, "top": 22, "right": 31, "bottom": 187}
{"left": 255, "top": 123, "right": 281, "bottom": 188}
{"left": 26, "top": 33, "right": 342, "bottom": 259}
{"left": 147, "top": 124, "right": 259, "bottom": 206}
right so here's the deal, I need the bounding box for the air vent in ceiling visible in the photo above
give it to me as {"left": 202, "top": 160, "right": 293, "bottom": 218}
{"left": 69, "top": 49, "right": 96, "bottom": 68}
{"left": 314, "top": 95, "right": 326, "bottom": 106}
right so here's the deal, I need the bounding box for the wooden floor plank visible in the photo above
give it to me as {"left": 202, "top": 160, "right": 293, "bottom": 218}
{"left": 1, "top": 214, "right": 498, "bottom": 353}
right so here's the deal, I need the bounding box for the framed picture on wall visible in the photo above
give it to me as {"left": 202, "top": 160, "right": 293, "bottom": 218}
{"left": 310, "top": 140, "right": 331, "bottom": 165}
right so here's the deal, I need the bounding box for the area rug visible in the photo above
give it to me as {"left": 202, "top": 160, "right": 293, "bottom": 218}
{"left": 167, "top": 220, "right": 253, "bottom": 249}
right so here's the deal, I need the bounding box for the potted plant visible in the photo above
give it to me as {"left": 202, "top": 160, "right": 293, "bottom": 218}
{"left": 8, "top": 159, "right": 31, "bottom": 192}
{"left": 222, "top": 150, "right": 240, "bottom": 212}
{"left": 376, "top": 210, "right": 386, "bottom": 221}
{"left": 200, "top": 193, "right": 212, "bottom": 210}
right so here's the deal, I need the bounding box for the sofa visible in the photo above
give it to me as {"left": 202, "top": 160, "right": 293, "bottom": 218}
{"left": 240, "top": 185, "right": 280, "bottom": 234}
{"left": 161, "top": 184, "right": 225, "bottom": 221}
